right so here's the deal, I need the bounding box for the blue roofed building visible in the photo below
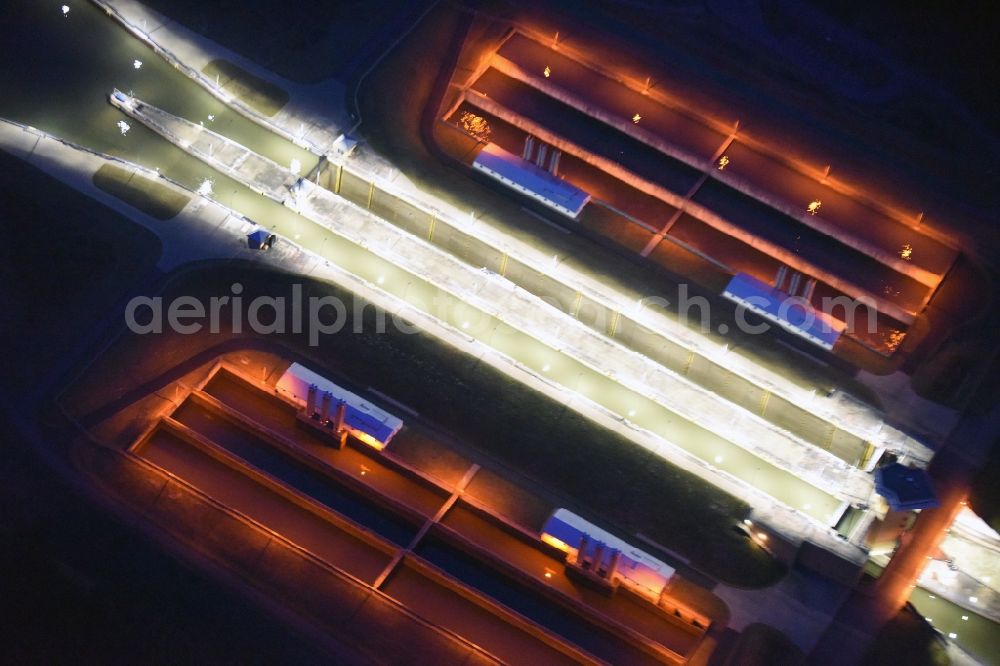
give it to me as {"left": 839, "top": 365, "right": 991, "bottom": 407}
{"left": 275, "top": 363, "right": 403, "bottom": 448}
{"left": 722, "top": 272, "right": 845, "bottom": 350}
{"left": 473, "top": 142, "right": 591, "bottom": 218}
{"left": 875, "top": 462, "right": 939, "bottom": 512}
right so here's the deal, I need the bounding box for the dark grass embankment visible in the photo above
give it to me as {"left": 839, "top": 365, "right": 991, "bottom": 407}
{"left": 139, "top": 0, "right": 418, "bottom": 84}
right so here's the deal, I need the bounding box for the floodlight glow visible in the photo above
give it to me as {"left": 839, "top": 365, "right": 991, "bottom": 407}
{"left": 122, "top": 92, "right": 895, "bottom": 551}
{"left": 541, "top": 534, "right": 569, "bottom": 552}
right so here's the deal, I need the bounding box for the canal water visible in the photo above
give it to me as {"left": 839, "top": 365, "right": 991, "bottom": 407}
{"left": 0, "top": 0, "right": 316, "bottom": 216}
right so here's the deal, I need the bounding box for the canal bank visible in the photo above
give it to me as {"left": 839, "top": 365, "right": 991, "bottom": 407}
{"left": 90, "top": 0, "right": 949, "bottom": 467}
{"left": 111, "top": 93, "right": 868, "bottom": 530}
